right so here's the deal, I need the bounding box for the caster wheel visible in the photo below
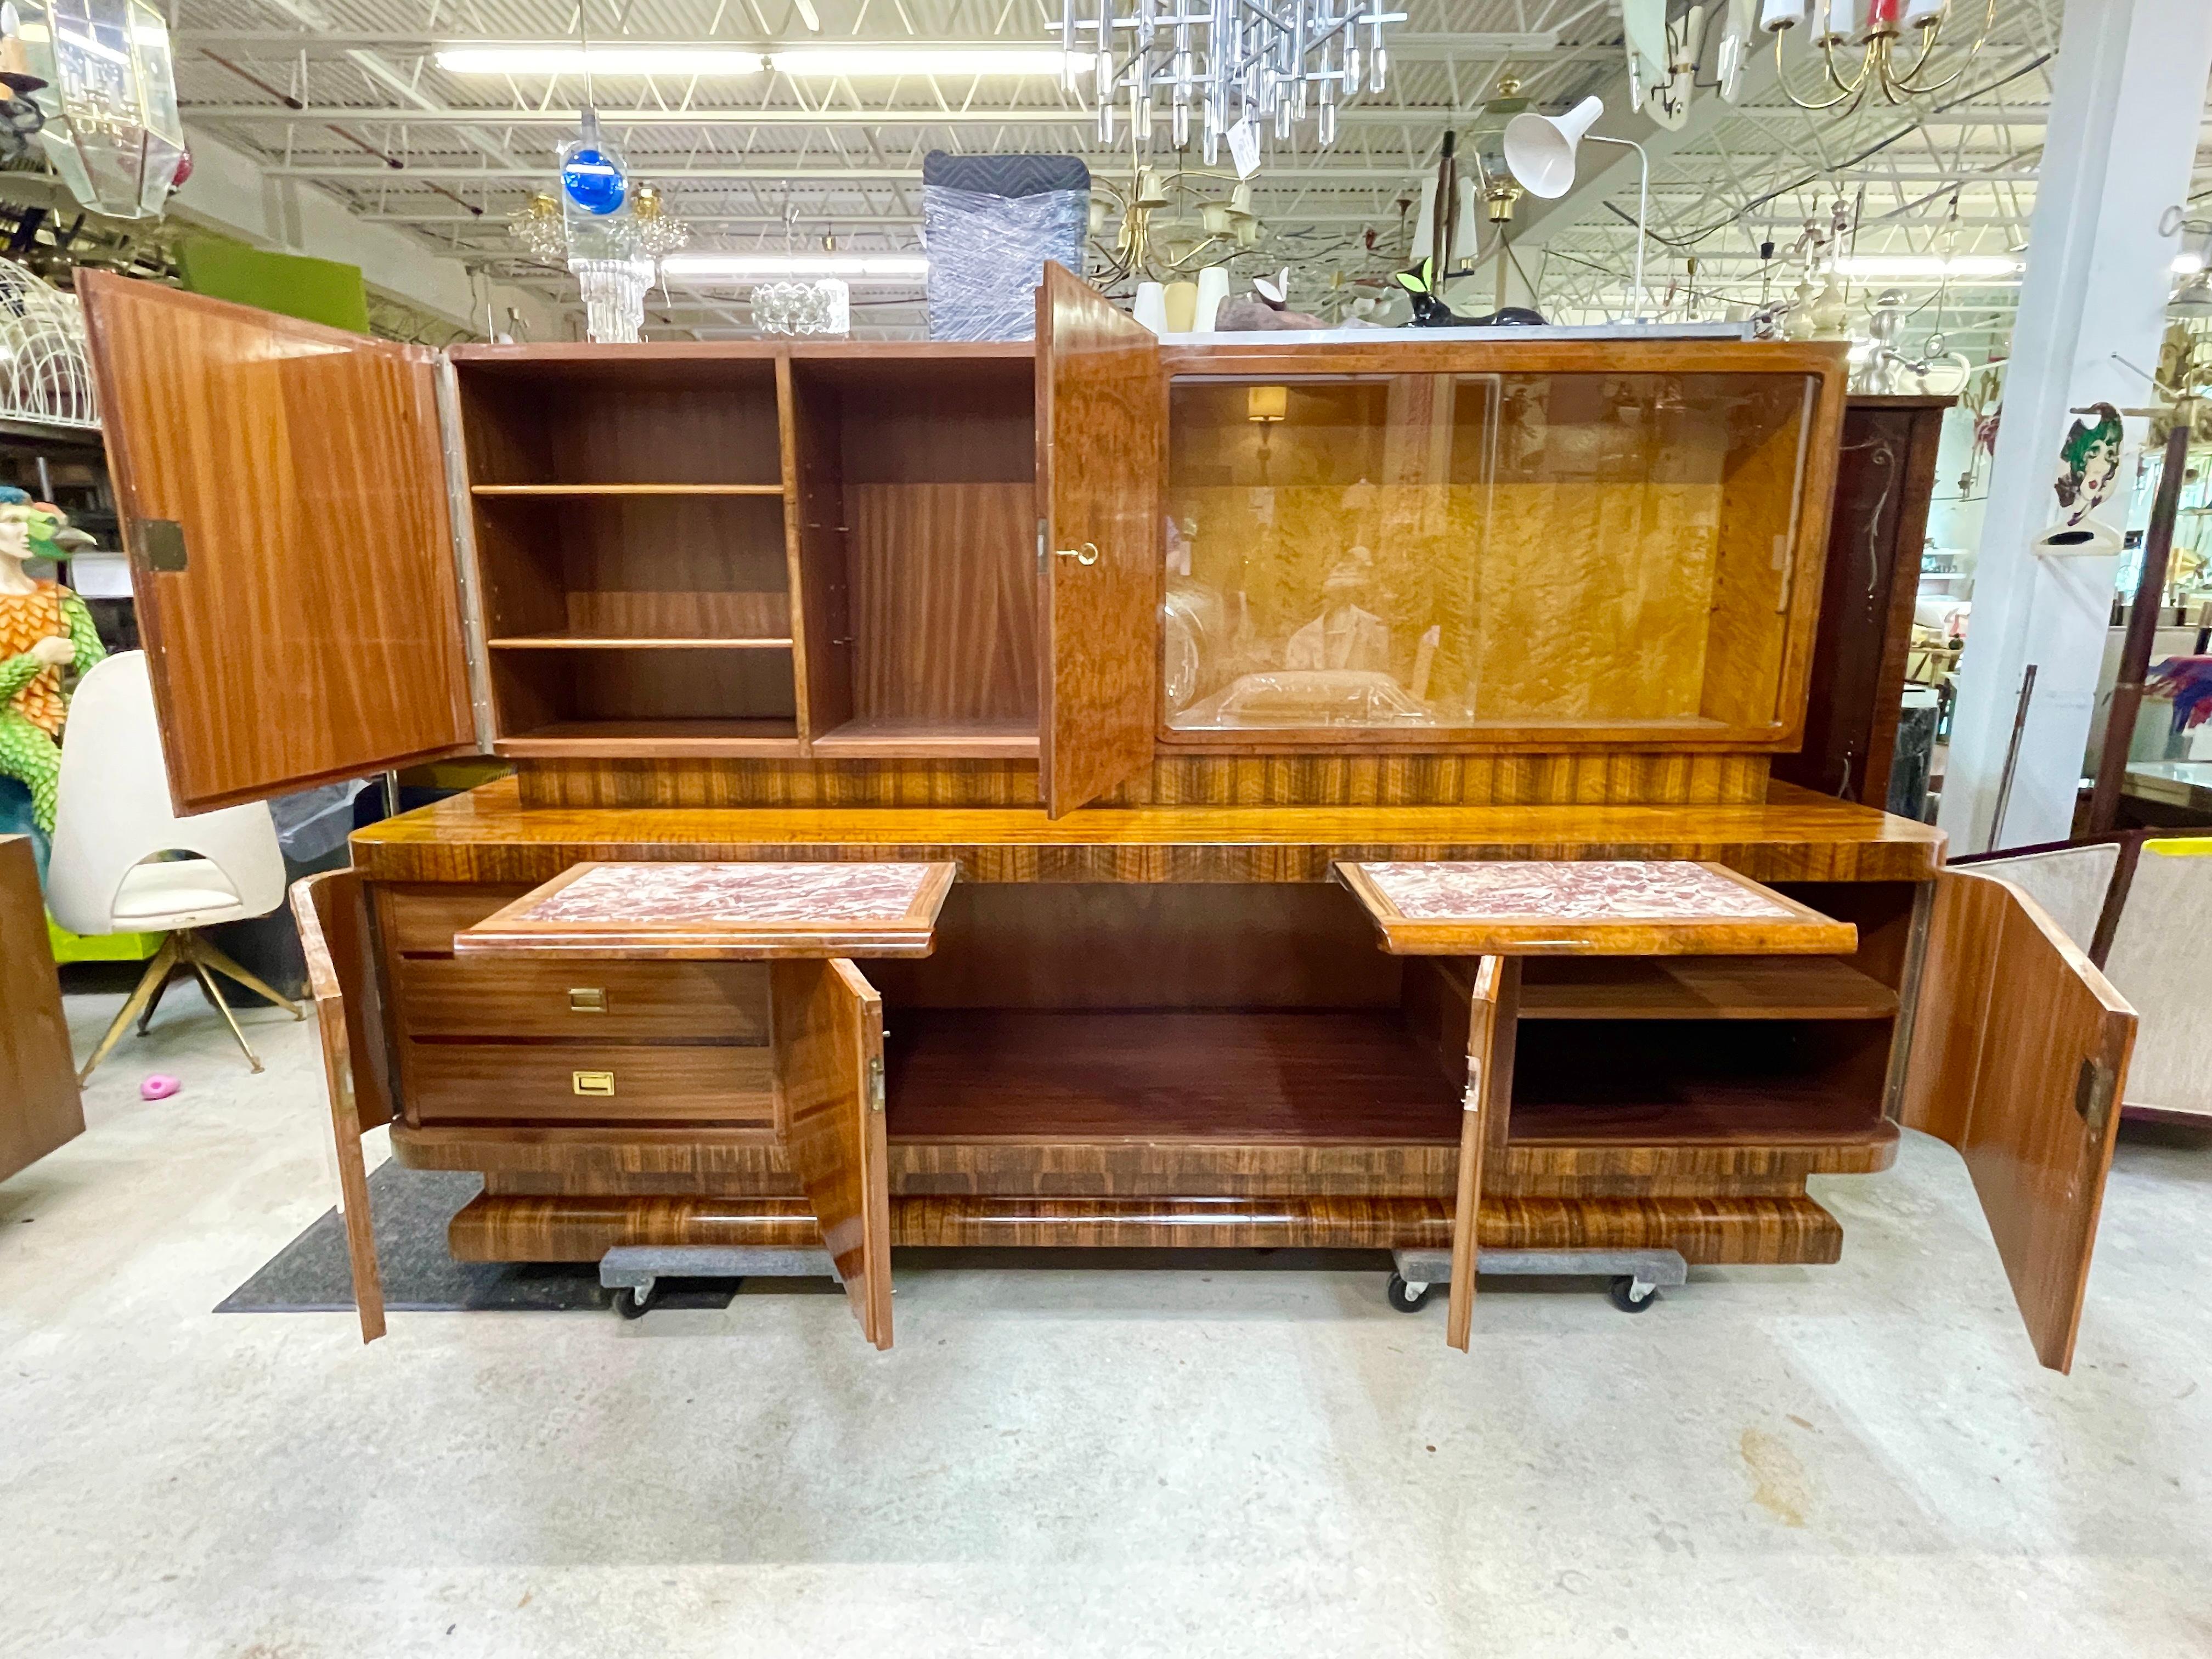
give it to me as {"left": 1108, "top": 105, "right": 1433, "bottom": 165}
{"left": 614, "top": 1283, "right": 658, "bottom": 1320}
{"left": 1387, "top": 1273, "right": 1433, "bottom": 1313}
{"left": 1607, "top": 1276, "right": 1658, "bottom": 1314}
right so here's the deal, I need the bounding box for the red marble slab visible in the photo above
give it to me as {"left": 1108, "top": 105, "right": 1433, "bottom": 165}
{"left": 454, "top": 860, "right": 959, "bottom": 959}
{"left": 1334, "top": 859, "right": 1856, "bottom": 957}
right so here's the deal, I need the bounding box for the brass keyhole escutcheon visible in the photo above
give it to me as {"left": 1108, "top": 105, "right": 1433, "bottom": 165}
{"left": 1054, "top": 541, "right": 1101, "bottom": 566}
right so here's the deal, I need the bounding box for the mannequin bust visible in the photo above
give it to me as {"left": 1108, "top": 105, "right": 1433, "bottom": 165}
{"left": 0, "top": 491, "right": 105, "bottom": 833}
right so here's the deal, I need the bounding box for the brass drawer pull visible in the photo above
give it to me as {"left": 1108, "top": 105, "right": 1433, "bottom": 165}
{"left": 572, "top": 1070, "right": 616, "bottom": 1097}
{"left": 569, "top": 987, "right": 607, "bottom": 1013}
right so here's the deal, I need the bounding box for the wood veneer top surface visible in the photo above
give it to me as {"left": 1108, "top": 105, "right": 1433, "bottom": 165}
{"left": 357, "top": 776, "right": 1943, "bottom": 862}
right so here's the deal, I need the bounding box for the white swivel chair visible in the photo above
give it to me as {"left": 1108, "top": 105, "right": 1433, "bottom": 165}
{"left": 47, "top": 651, "right": 302, "bottom": 1080}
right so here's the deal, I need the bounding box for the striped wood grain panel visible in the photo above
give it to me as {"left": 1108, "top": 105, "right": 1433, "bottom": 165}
{"left": 443, "top": 1191, "right": 1842, "bottom": 1262}
{"left": 512, "top": 752, "right": 1773, "bottom": 810}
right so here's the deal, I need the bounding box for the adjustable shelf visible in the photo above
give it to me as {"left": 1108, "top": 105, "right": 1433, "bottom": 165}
{"left": 488, "top": 634, "right": 795, "bottom": 651}
{"left": 495, "top": 719, "right": 803, "bottom": 758}
{"left": 470, "top": 483, "right": 786, "bottom": 496}
{"left": 1519, "top": 957, "right": 1898, "bottom": 1021}
{"left": 809, "top": 714, "right": 1040, "bottom": 758}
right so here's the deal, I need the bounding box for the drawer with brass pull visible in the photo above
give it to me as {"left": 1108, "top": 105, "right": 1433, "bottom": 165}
{"left": 392, "top": 957, "right": 769, "bottom": 1042}
{"left": 401, "top": 1042, "right": 775, "bottom": 1126}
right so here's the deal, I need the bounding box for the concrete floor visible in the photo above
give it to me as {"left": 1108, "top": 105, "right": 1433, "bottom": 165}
{"left": 2, "top": 987, "right": 2209, "bottom": 1659}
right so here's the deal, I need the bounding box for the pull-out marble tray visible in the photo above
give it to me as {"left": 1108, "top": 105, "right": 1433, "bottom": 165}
{"left": 1333, "top": 859, "right": 1856, "bottom": 957}
{"left": 453, "top": 860, "right": 959, "bottom": 959}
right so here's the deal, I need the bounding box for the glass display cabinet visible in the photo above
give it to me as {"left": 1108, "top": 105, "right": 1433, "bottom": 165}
{"left": 80, "top": 266, "right": 2134, "bottom": 1375}
{"left": 1164, "top": 370, "right": 1820, "bottom": 741}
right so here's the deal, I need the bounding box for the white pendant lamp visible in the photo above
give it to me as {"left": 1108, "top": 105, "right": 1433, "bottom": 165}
{"left": 1502, "top": 94, "right": 1650, "bottom": 322}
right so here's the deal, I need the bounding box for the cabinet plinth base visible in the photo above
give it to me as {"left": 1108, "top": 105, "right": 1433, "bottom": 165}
{"left": 445, "top": 1192, "right": 1842, "bottom": 1266}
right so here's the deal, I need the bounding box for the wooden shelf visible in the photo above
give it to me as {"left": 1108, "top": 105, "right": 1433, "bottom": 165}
{"left": 1519, "top": 957, "right": 1898, "bottom": 1021}
{"left": 1510, "top": 1100, "right": 1898, "bottom": 1148}
{"left": 489, "top": 634, "right": 794, "bottom": 651}
{"left": 810, "top": 715, "right": 1039, "bottom": 759}
{"left": 494, "top": 719, "right": 802, "bottom": 758}
{"left": 885, "top": 1009, "right": 1460, "bottom": 1143}
{"left": 471, "top": 483, "right": 785, "bottom": 497}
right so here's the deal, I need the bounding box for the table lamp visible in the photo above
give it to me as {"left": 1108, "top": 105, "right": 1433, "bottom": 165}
{"left": 1503, "top": 94, "right": 1650, "bottom": 322}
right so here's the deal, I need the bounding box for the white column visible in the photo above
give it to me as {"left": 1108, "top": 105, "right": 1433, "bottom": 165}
{"left": 1937, "top": 0, "right": 2212, "bottom": 851}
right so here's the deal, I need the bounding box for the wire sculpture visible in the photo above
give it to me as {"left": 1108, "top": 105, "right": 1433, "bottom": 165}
{"left": 0, "top": 257, "right": 98, "bottom": 430}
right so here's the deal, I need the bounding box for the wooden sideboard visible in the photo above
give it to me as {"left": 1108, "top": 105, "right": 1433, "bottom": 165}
{"left": 81, "top": 269, "right": 2135, "bottom": 1373}
{"left": 1, "top": 834, "right": 83, "bottom": 1186}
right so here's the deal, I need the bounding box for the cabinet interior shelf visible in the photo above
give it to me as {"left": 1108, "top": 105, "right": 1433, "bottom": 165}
{"left": 1518, "top": 957, "right": 1899, "bottom": 1020}
{"left": 810, "top": 715, "right": 1040, "bottom": 758}
{"left": 494, "top": 718, "right": 802, "bottom": 758}
{"left": 884, "top": 1010, "right": 1461, "bottom": 1144}
{"left": 470, "top": 483, "right": 786, "bottom": 496}
{"left": 488, "top": 634, "right": 795, "bottom": 651}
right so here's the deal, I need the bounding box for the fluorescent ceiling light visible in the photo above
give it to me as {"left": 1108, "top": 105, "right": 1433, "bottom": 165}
{"left": 770, "top": 47, "right": 1079, "bottom": 76}
{"left": 661, "top": 253, "right": 930, "bottom": 283}
{"left": 435, "top": 46, "right": 767, "bottom": 75}
{"left": 1834, "top": 254, "right": 2022, "bottom": 278}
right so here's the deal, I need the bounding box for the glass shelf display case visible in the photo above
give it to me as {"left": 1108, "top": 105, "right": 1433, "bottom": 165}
{"left": 1164, "top": 370, "right": 1822, "bottom": 741}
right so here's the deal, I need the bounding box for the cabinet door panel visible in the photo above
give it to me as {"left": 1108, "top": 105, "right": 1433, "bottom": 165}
{"left": 81, "top": 275, "right": 473, "bottom": 811}
{"left": 1901, "top": 870, "right": 2135, "bottom": 1372}
{"left": 292, "top": 870, "right": 397, "bottom": 1344}
{"left": 771, "top": 957, "right": 892, "bottom": 1347}
{"left": 1038, "top": 262, "right": 1160, "bottom": 816}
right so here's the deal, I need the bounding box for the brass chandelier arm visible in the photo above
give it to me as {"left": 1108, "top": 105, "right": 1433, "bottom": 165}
{"left": 1884, "top": 0, "right": 2000, "bottom": 99}
{"left": 1774, "top": 29, "right": 1874, "bottom": 112}
{"left": 1773, "top": 0, "right": 2001, "bottom": 112}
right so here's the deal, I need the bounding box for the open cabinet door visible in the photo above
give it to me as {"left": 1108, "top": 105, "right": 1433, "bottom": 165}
{"left": 80, "top": 275, "right": 475, "bottom": 814}
{"left": 1901, "top": 869, "right": 2136, "bottom": 1372}
{"left": 1037, "top": 262, "right": 1160, "bottom": 817}
{"left": 290, "top": 871, "right": 397, "bottom": 1344}
{"left": 770, "top": 958, "right": 893, "bottom": 1348}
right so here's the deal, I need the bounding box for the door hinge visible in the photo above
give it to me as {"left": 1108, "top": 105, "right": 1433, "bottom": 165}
{"left": 1462, "top": 1059, "right": 1482, "bottom": 1114}
{"left": 2073, "top": 1057, "right": 2117, "bottom": 1138}
{"left": 1036, "top": 517, "right": 1048, "bottom": 575}
{"left": 138, "top": 518, "right": 188, "bottom": 572}
{"left": 867, "top": 1053, "right": 886, "bottom": 1113}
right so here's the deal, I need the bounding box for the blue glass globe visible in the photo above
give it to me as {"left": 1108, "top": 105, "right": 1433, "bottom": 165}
{"left": 561, "top": 146, "right": 627, "bottom": 216}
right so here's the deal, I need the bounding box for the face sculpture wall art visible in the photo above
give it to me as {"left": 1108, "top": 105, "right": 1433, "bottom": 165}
{"left": 0, "top": 484, "right": 105, "bottom": 834}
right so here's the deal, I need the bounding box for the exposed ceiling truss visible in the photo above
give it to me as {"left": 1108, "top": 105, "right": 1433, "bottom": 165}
{"left": 157, "top": 0, "right": 2211, "bottom": 345}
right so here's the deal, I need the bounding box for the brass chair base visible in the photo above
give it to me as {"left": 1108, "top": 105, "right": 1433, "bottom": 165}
{"left": 77, "top": 928, "right": 306, "bottom": 1084}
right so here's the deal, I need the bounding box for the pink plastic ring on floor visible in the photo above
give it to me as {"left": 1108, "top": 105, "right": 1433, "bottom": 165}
{"left": 139, "top": 1074, "right": 180, "bottom": 1101}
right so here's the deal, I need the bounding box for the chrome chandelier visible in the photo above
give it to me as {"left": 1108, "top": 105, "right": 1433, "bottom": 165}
{"left": 1062, "top": 0, "right": 1404, "bottom": 157}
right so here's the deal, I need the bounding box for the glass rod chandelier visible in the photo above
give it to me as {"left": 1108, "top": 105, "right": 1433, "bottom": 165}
{"left": 1062, "top": 0, "right": 1405, "bottom": 159}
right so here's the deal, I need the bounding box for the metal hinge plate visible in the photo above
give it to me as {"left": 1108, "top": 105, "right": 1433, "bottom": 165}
{"left": 138, "top": 518, "right": 188, "bottom": 572}
{"left": 2074, "top": 1057, "right": 2117, "bottom": 1138}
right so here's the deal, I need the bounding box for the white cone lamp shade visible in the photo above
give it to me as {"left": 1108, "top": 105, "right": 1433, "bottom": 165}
{"left": 1502, "top": 95, "right": 1602, "bottom": 200}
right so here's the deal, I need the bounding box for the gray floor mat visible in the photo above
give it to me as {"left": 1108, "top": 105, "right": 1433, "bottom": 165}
{"left": 215, "top": 1163, "right": 737, "bottom": 1313}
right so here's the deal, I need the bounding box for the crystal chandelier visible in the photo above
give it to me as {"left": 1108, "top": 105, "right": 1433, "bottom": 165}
{"left": 1762, "top": 0, "right": 1996, "bottom": 114}
{"left": 1062, "top": 0, "right": 1405, "bottom": 159}
{"left": 506, "top": 138, "right": 692, "bottom": 344}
